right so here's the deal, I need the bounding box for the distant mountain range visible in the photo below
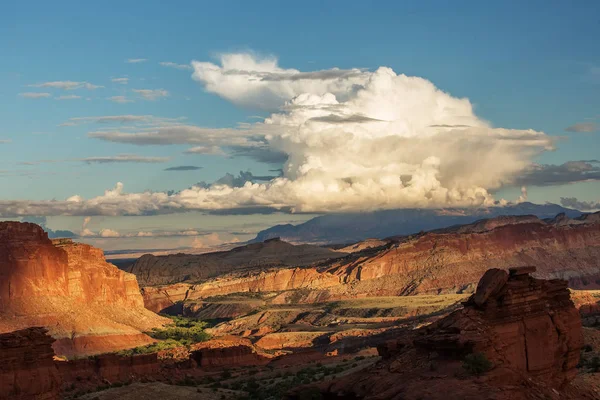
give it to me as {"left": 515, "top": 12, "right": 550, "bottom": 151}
{"left": 252, "top": 202, "right": 583, "bottom": 244}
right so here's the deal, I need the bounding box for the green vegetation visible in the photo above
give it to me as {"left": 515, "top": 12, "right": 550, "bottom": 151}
{"left": 117, "top": 315, "right": 211, "bottom": 356}
{"left": 147, "top": 315, "right": 211, "bottom": 344}
{"left": 116, "top": 339, "right": 184, "bottom": 356}
{"left": 462, "top": 352, "right": 492, "bottom": 376}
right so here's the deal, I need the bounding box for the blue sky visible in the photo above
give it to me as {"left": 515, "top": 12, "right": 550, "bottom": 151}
{"left": 1, "top": 0, "right": 599, "bottom": 250}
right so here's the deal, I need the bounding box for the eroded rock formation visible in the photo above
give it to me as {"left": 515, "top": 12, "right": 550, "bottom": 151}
{"left": 139, "top": 213, "right": 600, "bottom": 312}
{"left": 413, "top": 267, "right": 582, "bottom": 386}
{"left": 129, "top": 238, "right": 345, "bottom": 286}
{"left": 189, "top": 336, "right": 273, "bottom": 368}
{"left": 0, "top": 327, "right": 61, "bottom": 400}
{"left": 0, "top": 222, "right": 168, "bottom": 357}
{"left": 294, "top": 267, "right": 593, "bottom": 399}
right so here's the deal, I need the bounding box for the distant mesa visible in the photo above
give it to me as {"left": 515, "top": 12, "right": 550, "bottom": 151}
{"left": 134, "top": 211, "right": 600, "bottom": 314}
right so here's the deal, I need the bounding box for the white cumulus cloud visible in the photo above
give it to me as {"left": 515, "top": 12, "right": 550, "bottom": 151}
{"left": 2, "top": 53, "right": 556, "bottom": 216}
{"left": 99, "top": 228, "right": 120, "bottom": 238}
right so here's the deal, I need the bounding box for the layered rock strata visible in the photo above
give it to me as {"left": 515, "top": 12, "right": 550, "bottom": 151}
{"left": 0, "top": 222, "right": 168, "bottom": 357}
{"left": 0, "top": 327, "right": 61, "bottom": 400}
{"left": 140, "top": 213, "right": 600, "bottom": 312}
{"left": 413, "top": 266, "right": 583, "bottom": 385}
{"left": 295, "top": 267, "right": 591, "bottom": 399}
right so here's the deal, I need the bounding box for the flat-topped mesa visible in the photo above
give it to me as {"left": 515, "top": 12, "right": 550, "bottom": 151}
{"left": 414, "top": 267, "right": 583, "bottom": 387}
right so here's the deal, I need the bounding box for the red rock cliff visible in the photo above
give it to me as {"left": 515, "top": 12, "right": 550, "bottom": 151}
{"left": 139, "top": 214, "right": 600, "bottom": 312}
{"left": 414, "top": 267, "right": 583, "bottom": 386}
{"left": 0, "top": 222, "right": 168, "bottom": 357}
{"left": 0, "top": 327, "right": 61, "bottom": 400}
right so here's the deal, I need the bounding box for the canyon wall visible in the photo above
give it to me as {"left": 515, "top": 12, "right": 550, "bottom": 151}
{"left": 129, "top": 238, "right": 345, "bottom": 286}
{"left": 0, "top": 222, "right": 168, "bottom": 357}
{"left": 141, "top": 214, "right": 600, "bottom": 312}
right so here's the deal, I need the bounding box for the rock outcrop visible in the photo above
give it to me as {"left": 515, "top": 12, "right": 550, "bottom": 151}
{"left": 128, "top": 238, "right": 345, "bottom": 286}
{"left": 0, "top": 222, "right": 168, "bottom": 357}
{"left": 0, "top": 327, "right": 61, "bottom": 400}
{"left": 138, "top": 213, "right": 600, "bottom": 312}
{"left": 289, "top": 267, "right": 594, "bottom": 399}
{"left": 56, "top": 352, "right": 159, "bottom": 386}
{"left": 413, "top": 267, "right": 583, "bottom": 386}
{"left": 189, "top": 336, "right": 273, "bottom": 368}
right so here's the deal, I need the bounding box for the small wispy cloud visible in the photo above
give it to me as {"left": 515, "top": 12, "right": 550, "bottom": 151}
{"left": 17, "top": 159, "right": 60, "bottom": 166}
{"left": 159, "top": 61, "right": 193, "bottom": 71}
{"left": 111, "top": 77, "right": 129, "bottom": 84}
{"left": 79, "top": 154, "right": 170, "bottom": 164}
{"left": 55, "top": 95, "right": 82, "bottom": 100}
{"left": 19, "top": 92, "right": 51, "bottom": 99}
{"left": 133, "top": 88, "right": 169, "bottom": 100}
{"left": 0, "top": 139, "right": 11, "bottom": 144}
{"left": 107, "top": 95, "right": 133, "bottom": 103}
{"left": 184, "top": 145, "right": 226, "bottom": 155}
{"left": 59, "top": 114, "right": 184, "bottom": 127}
{"left": 28, "top": 81, "right": 103, "bottom": 90}
{"left": 126, "top": 58, "right": 147, "bottom": 63}
{"left": 164, "top": 165, "right": 203, "bottom": 171}
{"left": 565, "top": 122, "right": 597, "bottom": 133}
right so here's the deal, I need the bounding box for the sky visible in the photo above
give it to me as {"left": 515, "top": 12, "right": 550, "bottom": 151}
{"left": 1, "top": 0, "right": 599, "bottom": 251}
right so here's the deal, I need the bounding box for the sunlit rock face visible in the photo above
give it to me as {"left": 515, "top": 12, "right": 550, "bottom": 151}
{"left": 0, "top": 222, "right": 169, "bottom": 357}
{"left": 139, "top": 213, "right": 600, "bottom": 313}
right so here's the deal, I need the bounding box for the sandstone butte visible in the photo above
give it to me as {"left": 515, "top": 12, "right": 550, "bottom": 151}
{"left": 138, "top": 212, "right": 600, "bottom": 313}
{"left": 0, "top": 221, "right": 169, "bottom": 357}
{"left": 287, "top": 267, "right": 598, "bottom": 400}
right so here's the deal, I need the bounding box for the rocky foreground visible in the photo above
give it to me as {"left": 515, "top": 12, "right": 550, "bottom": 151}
{"left": 0, "top": 222, "right": 168, "bottom": 357}
{"left": 288, "top": 267, "right": 597, "bottom": 399}
{"left": 138, "top": 212, "right": 600, "bottom": 313}
{"left": 2, "top": 267, "right": 600, "bottom": 399}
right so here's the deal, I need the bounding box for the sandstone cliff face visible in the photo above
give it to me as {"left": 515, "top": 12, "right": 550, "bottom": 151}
{"left": 332, "top": 213, "right": 600, "bottom": 296}
{"left": 142, "top": 267, "right": 340, "bottom": 313}
{"left": 0, "top": 222, "right": 168, "bottom": 357}
{"left": 414, "top": 267, "right": 583, "bottom": 386}
{"left": 290, "top": 267, "right": 591, "bottom": 400}
{"left": 139, "top": 214, "right": 600, "bottom": 312}
{"left": 129, "top": 238, "right": 345, "bottom": 286}
{"left": 0, "top": 327, "right": 61, "bottom": 400}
